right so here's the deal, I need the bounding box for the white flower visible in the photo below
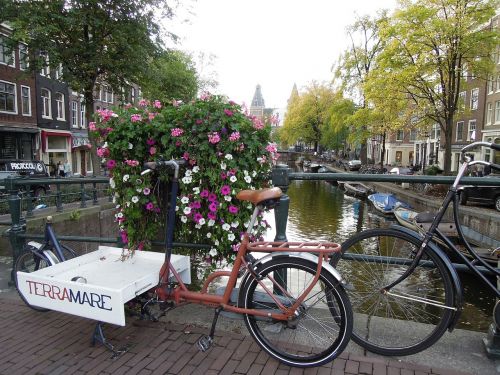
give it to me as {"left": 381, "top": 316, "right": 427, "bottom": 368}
{"left": 123, "top": 174, "right": 130, "bottom": 182}
{"left": 136, "top": 179, "right": 142, "bottom": 184}
{"left": 220, "top": 162, "right": 226, "bottom": 170}
{"left": 244, "top": 176, "right": 252, "bottom": 183}
{"left": 185, "top": 170, "right": 192, "bottom": 177}
{"left": 228, "top": 233, "right": 235, "bottom": 241}
{"left": 244, "top": 170, "right": 249, "bottom": 176}
{"left": 225, "top": 154, "right": 233, "bottom": 160}
{"left": 131, "top": 196, "right": 139, "bottom": 203}
{"left": 206, "top": 232, "right": 212, "bottom": 238}
{"left": 260, "top": 221, "right": 267, "bottom": 227}
{"left": 112, "top": 196, "right": 116, "bottom": 203}
{"left": 209, "top": 248, "right": 218, "bottom": 257}
{"left": 109, "top": 178, "right": 115, "bottom": 188}
{"left": 136, "top": 187, "right": 142, "bottom": 193}
{"left": 182, "top": 176, "right": 192, "bottom": 184}
{"left": 116, "top": 212, "right": 123, "bottom": 218}
{"left": 128, "top": 142, "right": 133, "bottom": 149}
{"left": 230, "top": 175, "right": 237, "bottom": 183}
{"left": 208, "top": 219, "right": 215, "bottom": 227}
{"left": 244, "top": 221, "right": 250, "bottom": 228}
{"left": 116, "top": 204, "right": 120, "bottom": 209}
{"left": 183, "top": 207, "right": 192, "bottom": 215}
{"left": 222, "top": 223, "right": 231, "bottom": 231}
{"left": 114, "top": 192, "right": 120, "bottom": 198}
{"left": 198, "top": 218, "right": 206, "bottom": 226}
{"left": 195, "top": 224, "right": 201, "bottom": 229}
{"left": 193, "top": 187, "right": 200, "bottom": 194}
{"left": 224, "top": 196, "right": 232, "bottom": 202}
{"left": 252, "top": 171, "right": 257, "bottom": 177}
{"left": 192, "top": 166, "right": 200, "bottom": 173}
{"left": 231, "top": 222, "right": 239, "bottom": 228}
{"left": 214, "top": 239, "right": 220, "bottom": 246}
{"left": 181, "top": 216, "right": 187, "bottom": 223}
{"left": 126, "top": 201, "right": 131, "bottom": 207}
{"left": 181, "top": 196, "right": 189, "bottom": 204}
{"left": 175, "top": 205, "right": 179, "bottom": 211}
{"left": 103, "top": 142, "right": 108, "bottom": 148}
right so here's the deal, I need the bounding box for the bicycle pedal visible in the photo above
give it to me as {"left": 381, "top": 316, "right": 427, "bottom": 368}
{"left": 197, "top": 335, "right": 213, "bottom": 352}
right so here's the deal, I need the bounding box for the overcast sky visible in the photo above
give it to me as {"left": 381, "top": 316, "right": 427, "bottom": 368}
{"left": 169, "top": 0, "right": 398, "bottom": 114}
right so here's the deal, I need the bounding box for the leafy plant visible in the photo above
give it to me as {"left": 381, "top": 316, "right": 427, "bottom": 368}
{"left": 91, "top": 94, "right": 279, "bottom": 264}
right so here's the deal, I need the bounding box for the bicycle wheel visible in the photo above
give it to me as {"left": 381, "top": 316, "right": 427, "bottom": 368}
{"left": 330, "top": 228, "right": 455, "bottom": 356}
{"left": 238, "top": 257, "right": 352, "bottom": 368}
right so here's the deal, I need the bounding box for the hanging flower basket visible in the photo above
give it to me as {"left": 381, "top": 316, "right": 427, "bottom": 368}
{"left": 91, "top": 94, "right": 279, "bottom": 264}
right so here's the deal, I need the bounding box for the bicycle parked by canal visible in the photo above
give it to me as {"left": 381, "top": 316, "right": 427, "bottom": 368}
{"left": 330, "top": 141, "right": 500, "bottom": 356}
{"left": 15, "top": 159, "right": 353, "bottom": 368}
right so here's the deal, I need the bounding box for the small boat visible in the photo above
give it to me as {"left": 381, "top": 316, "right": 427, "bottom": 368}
{"left": 343, "top": 182, "right": 374, "bottom": 198}
{"left": 393, "top": 206, "right": 419, "bottom": 230}
{"left": 309, "top": 164, "right": 322, "bottom": 173}
{"left": 367, "top": 193, "right": 411, "bottom": 214}
{"left": 317, "top": 166, "right": 330, "bottom": 173}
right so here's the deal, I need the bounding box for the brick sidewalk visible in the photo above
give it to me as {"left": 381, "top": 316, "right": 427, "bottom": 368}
{"left": 0, "top": 297, "right": 473, "bottom": 375}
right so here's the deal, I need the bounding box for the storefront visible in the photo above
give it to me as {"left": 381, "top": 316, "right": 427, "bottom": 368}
{"left": 40, "top": 129, "right": 72, "bottom": 176}
{"left": 71, "top": 133, "right": 92, "bottom": 176}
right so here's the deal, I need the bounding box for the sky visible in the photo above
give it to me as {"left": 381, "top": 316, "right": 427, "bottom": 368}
{"left": 168, "top": 0, "right": 398, "bottom": 115}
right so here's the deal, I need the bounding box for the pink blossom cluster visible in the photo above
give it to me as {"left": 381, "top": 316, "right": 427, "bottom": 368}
{"left": 208, "top": 132, "right": 221, "bottom": 144}
{"left": 97, "top": 147, "right": 110, "bottom": 158}
{"left": 153, "top": 100, "right": 162, "bottom": 109}
{"left": 171, "top": 128, "right": 184, "bottom": 137}
{"left": 97, "top": 109, "right": 116, "bottom": 122}
{"left": 139, "top": 99, "right": 149, "bottom": 107}
{"left": 224, "top": 109, "right": 233, "bottom": 117}
{"left": 125, "top": 159, "right": 139, "bottom": 167}
{"left": 229, "top": 132, "right": 240, "bottom": 141}
{"left": 131, "top": 114, "right": 142, "bottom": 123}
{"left": 252, "top": 116, "right": 264, "bottom": 130}
{"left": 89, "top": 122, "right": 96, "bottom": 131}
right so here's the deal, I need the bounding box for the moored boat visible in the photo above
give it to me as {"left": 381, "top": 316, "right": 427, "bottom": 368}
{"left": 367, "top": 193, "right": 411, "bottom": 214}
{"left": 343, "top": 182, "right": 374, "bottom": 198}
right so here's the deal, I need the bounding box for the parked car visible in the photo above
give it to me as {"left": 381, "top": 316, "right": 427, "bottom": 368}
{"left": 389, "top": 167, "right": 414, "bottom": 175}
{"left": 0, "top": 160, "right": 51, "bottom": 198}
{"left": 348, "top": 160, "right": 362, "bottom": 171}
{"left": 459, "top": 174, "right": 500, "bottom": 212}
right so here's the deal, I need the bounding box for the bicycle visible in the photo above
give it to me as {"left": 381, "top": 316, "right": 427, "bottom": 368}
{"left": 13, "top": 216, "right": 77, "bottom": 312}
{"left": 330, "top": 141, "right": 500, "bottom": 356}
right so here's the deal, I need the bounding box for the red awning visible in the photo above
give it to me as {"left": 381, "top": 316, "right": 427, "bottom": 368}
{"left": 41, "top": 130, "right": 71, "bottom": 152}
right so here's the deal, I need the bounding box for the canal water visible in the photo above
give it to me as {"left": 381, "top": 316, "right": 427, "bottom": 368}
{"left": 263, "top": 177, "right": 496, "bottom": 332}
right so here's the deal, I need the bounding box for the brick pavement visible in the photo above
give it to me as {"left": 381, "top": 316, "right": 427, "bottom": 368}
{"left": 0, "top": 297, "right": 475, "bottom": 375}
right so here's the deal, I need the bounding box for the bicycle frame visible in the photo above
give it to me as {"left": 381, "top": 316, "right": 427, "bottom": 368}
{"left": 145, "top": 160, "right": 342, "bottom": 321}
{"left": 25, "top": 217, "right": 69, "bottom": 266}
{"left": 383, "top": 141, "right": 500, "bottom": 299}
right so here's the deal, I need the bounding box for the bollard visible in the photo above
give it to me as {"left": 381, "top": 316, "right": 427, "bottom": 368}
{"left": 271, "top": 164, "right": 292, "bottom": 242}
{"left": 56, "top": 180, "right": 63, "bottom": 212}
{"left": 80, "top": 176, "right": 87, "bottom": 208}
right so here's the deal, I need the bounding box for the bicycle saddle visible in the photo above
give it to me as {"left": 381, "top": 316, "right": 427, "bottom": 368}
{"left": 236, "top": 187, "right": 282, "bottom": 205}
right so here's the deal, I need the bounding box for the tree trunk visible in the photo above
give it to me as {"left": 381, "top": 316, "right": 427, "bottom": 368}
{"left": 380, "top": 132, "right": 386, "bottom": 169}
{"left": 84, "top": 89, "right": 101, "bottom": 176}
{"left": 443, "top": 118, "right": 453, "bottom": 175}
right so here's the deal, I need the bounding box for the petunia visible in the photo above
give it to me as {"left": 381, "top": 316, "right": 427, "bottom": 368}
{"left": 143, "top": 188, "right": 151, "bottom": 195}
{"left": 228, "top": 205, "right": 238, "bottom": 214}
{"left": 106, "top": 159, "right": 116, "bottom": 169}
{"left": 208, "top": 193, "right": 217, "bottom": 202}
{"left": 224, "top": 109, "right": 233, "bottom": 116}
{"left": 229, "top": 132, "right": 240, "bottom": 141}
{"left": 153, "top": 100, "right": 162, "bottom": 109}
{"left": 200, "top": 189, "right": 209, "bottom": 198}
{"left": 209, "top": 202, "right": 218, "bottom": 212}
{"left": 131, "top": 114, "right": 142, "bottom": 122}
{"left": 89, "top": 122, "right": 96, "bottom": 131}
{"left": 171, "top": 128, "right": 184, "bottom": 137}
{"left": 221, "top": 185, "right": 231, "bottom": 195}
{"left": 146, "top": 138, "right": 156, "bottom": 146}
{"left": 131, "top": 196, "right": 139, "bottom": 203}
{"left": 149, "top": 146, "right": 156, "bottom": 155}
{"left": 229, "top": 175, "right": 237, "bottom": 183}
{"left": 145, "top": 202, "right": 154, "bottom": 211}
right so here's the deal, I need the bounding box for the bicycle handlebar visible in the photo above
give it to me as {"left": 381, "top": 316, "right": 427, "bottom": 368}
{"left": 461, "top": 141, "right": 497, "bottom": 153}
{"left": 141, "top": 159, "right": 186, "bottom": 178}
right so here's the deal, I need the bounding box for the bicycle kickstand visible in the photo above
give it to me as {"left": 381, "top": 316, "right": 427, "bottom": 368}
{"left": 197, "top": 307, "right": 222, "bottom": 352}
{"left": 92, "top": 321, "right": 128, "bottom": 359}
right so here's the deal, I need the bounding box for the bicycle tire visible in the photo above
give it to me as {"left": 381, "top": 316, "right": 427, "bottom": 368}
{"left": 14, "top": 244, "right": 77, "bottom": 312}
{"left": 238, "top": 257, "right": 352, "bottom": 368}
{"left": 330, "top": 228, "right": 455, "bottom": 356}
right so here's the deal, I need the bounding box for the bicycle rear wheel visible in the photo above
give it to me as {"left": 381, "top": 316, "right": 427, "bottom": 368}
{"left": 238, "top": 257, "right": 352, "bottom": 368}
{"left": 330, "top": 228, "right": 455, "bottom": 356}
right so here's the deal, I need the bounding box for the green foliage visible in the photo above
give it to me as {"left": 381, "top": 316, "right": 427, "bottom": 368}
{"left": 69, "top": 210, "right": 81, "bottom": 221}
{"left": 140, "top": 50, "right": 199, "bottom": 104}
{"left": 91, "top": 95, "right": 277, "bottom": 264}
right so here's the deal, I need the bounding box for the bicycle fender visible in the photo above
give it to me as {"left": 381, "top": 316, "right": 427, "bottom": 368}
{"left": 250, "top": 252, "right": 344, "bottom": 283}
{"left": 391, "top": 225, "right": 463, "bottom": 330}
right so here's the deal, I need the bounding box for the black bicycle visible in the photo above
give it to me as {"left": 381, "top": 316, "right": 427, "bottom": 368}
{"left": 331, "top": 141, "right": 500, "bottom": 356}
{"left": 13, "top": 216, "right": 77, "bottom": 311}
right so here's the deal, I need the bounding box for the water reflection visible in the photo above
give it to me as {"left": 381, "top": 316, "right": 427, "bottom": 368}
{"left": 264, "top": 179, "right": 494, "bottom": 332}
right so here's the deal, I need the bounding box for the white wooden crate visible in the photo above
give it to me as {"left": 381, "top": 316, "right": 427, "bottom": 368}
{"left": 16, "top": 246, "right": 190, "bottom": 326}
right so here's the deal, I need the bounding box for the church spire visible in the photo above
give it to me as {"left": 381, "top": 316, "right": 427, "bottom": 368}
{"left": 250, "top": 84, "right": 265, "bottom": 119}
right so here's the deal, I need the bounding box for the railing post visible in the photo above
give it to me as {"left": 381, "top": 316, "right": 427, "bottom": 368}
{"left": 271, "top": 164, "right": 291, "bottom": 242}
{"left": 56, "top": 179, "right": 63, "bottom": 212}
{"left": 6, "top": 176, "right": 25, "bottom": 284}
{"left": 25, "top": 184, "right": 33, "bottom": 217}
{"left": 92, "top": 177, "right": 98, "bottom": 205}
{"left": 80, "top": 176, "right": 87, "bottom": 208}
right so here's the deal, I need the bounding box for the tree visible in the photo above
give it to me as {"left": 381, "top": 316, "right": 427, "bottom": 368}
{"left": 5, "top": 0, "right": 175, "bottom": 174}
{"left": 334, "top": 11, "right": 389, "bottom": 163}
{"left": 370, "top": 0, "right": 498, "bottom": 174}
{"left": 140, "top": 50, "right": 199, "bottom": 103}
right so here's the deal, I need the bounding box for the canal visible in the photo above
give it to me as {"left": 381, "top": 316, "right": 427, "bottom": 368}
{"left": 264, "top": 177, "right": 496, "bottom": 332}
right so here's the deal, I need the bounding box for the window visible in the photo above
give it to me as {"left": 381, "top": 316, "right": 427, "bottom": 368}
{"left": 456, "top": 121, "right": 464, "bottom": 141}
{"left": 101, "top": 85, "right": 113, "bottom": 103}
{"left": 496, "top": 101, "right": 500, "bottom": 124}
{"left": 40, "top": 52, "right": 50, "bottom": 76}
{"left": 487, "top": 103, "right": 493, "bottom": 125}
{"left": 409, "top": 129, "right": 417, "bottom": 141}
{"left": 470, "top": 88, "right": 479, "bottom": 110}
{"left": 395, "top": 151, "right": 402, "bottom": 163}
{"left": 488, "top": 77, "right": 494, "bottom": 94}
{"left": 55, "top": 64, "right": 63, "bottom": 80}
{"left": 396, "top": 130, "right": 404, "bottom": 141}
{"left": 19, "top": 44, "right": 28, "bottom": 70}
{"left": 55, "top": 92, "right": 65, "bottom": 120}
{"left": 41, "top": 88, "right": 51, "bottom": 118}
{"left": 21, "top": 86, "right": 31, "bottom": 116}
{"left": 497, "top": 76, "right": 500, "bottom": 92}
{"left": 0, "top": 81, "right": 16, "bottom": 113}
{"left": 71, "top": 101, "right": 78, "bottom": 127}
{"left": 131, "top": 87, "right": 136, "bottom": 103}
{"left": 468, "top": 120, "right": 476, "bottom": 141}
{"left": 0, "top": 35, "right": 14, "bottom": 66}
{"left": 458, "top": 91, "right": 466, "bottom": 112}
{"left": 431, "top": 124, "right": 440, "bottom": 140}
{"left": 80, "top": 102, "right": 86, "bottom": 128}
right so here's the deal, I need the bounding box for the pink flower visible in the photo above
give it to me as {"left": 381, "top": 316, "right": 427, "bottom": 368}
{"left": 220, "top": 172, "right": 227, "bottom": 180}
{"left": 153, "top": 100, "right": 162, "bottom": 109}
{"left": 209, "top": 202, "right": 218, "bottom": 212}
{"left": 97, "top": 109, "right": 116, "bottom": 122}
{"left": 171, "top": 128, "right": 184, "bottom": 137}
{"left": 228, "top": 205, "right": 238, "bottom": 214}
{"left": 145, "top": 202, "right": 154, "bottom": 211}
{"left": 131, "top": 114, "right": 142, "bottom": 122}
{"left": 172, "top": 100, "right": 181, "bottom": 107}
{"left": 193, "top": 213, "right": 203, "bottom": 223}
{"left": 148, "top": 112, "right": 157, "bottom": 121}
{"left": 138, "top": 242, "right": 144, "bottom": 251}
{"left": 176, "top": 140, "right": 182, "bottom": 147}
{"left": 89, "top": 122, "right": 96, "bottom": 131}
{"left": 252, "top": 117, "right": 264, "bottom": 130}
{"left": 208, "top": 193, "right": 217, "bottom": 202}
{"left": 146, "top": 138, "right": 156, "bottom": 146}
{"left": 207, "top": 212, "right": 216, "bottom": 220}
{"left": 208, "top": 132, "right": 220, "bottom": 144}
{"left": 221, "top": 185, "right": 231, "bottom": 195}
{"left": 200, "top": 189, "right": 209, "bottom": 198}
{"left": 269, "top": 113, "right": 280, "bottom": 125}
{"left": 224, "top": 109, "right": 233, "bottom": 116}
{"left": 125, "top": 159, "right": 139, "bottom": 167}
{"left": 195, "top": 119, "right": 203, "bottom": 125}
{"left": 106, "top": 159, "right": 116, "bottom": 169}
{"left": 120, "top": 230, "right": 128, "bottom": 244}
{"left": 149, "top": 146, "right": 156, "bottom": 155}
{"left": 183, "top": 152, "right": 190, "bottom": 160}
{"left": 143, "top": 188, "right": 151, "bottom": 195}
{"left": 192, "top": 201, "right": 201, "bottom": 209}
{"left": 200, "top": 92, "right": 211, "bottom": 101}
{"left": 139, "top": 99, "right": 148, "bottom": 107}
{"left": 229, "top": 132, "right": 240, "bottom": 141}
{"left": 266, "top": 143, "right": 278, "bottom": 153}
{"left": 97, "top": 147, "right": 105, "bottom": 157}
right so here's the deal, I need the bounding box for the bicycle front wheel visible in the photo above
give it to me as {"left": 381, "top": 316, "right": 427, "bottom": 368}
{"left": 330, "top": 228, "right": 455, "bottom": 356}
{"left": 238, "top": 257, "right": 352, "bottom": 368}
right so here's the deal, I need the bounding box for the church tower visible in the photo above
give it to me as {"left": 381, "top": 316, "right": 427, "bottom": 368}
{"left": 249, "top": 84, "right": 265, "bottom": 119}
